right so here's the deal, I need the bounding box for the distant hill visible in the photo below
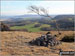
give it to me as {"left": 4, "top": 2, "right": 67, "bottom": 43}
{"left": 0, "top": 14, "right": 56, "bottom": 21}
{"left": 37, "top": 15, "right": 74, "bottom": 30}
{"left": 1, "top": 14, "right": 74, "bottom": 31}
{"left": 53, "top": 15, "right": 74, "bottom": 20}
{"left": 51, "top": 15, "right": 74, "bottom": 30}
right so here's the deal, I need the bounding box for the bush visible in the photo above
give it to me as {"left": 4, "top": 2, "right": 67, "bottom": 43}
{"left": 41, "top": 27, "right": 51, "bottom": 31}
{"left": 61, "top": 35, "right": 74, "bottom": 42}
{"left": 34, "top": 24, "right": 41, "bottom": 27}
{"left": 0, "top": 22, "right": 10, "bottom": 31}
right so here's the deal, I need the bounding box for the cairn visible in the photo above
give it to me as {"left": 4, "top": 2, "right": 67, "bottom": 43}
{"left": 29, "top": 32, "right": 61, "bottom": 47}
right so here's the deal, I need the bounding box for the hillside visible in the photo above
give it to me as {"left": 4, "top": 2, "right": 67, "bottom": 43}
{"left": 0, "top": 31, "right": 74, "bottom": 56}
{"left": 1, "top": 15, "right": 74, "bottom": 31}
{"left": 10, "top": 23, "right": 50, "bottom": 32}
{"left": 53, "top": 15, "right": 74, "bottom": 20}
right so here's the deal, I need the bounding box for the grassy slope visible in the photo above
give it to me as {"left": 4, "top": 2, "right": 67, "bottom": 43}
{"left": 0, "top": 31, "right": 74, "bottom": 56}
{"left": 10, "top": 23, "right": 50, "bottom": 32}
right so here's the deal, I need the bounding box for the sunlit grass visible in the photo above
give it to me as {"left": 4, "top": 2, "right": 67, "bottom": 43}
{"left": 10, "top": 23, "right": 50, "bottom": 32}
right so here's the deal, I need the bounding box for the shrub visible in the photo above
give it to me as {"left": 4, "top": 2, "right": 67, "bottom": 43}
{"left": 0, "top": 22, "right": 10, "bottom": 31}
{"left": 61, "top": 35, "right": 74, "bottom": 42}
{"left": 41, "top": 27, "right": 51, "bottom": 31}
{"left": 34, "top": 24, "right": 41, "bottom": 27}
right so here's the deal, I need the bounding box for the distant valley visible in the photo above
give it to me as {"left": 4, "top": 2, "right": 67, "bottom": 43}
{"left": 0, "top": 14, "right": 74, "bottom": 32}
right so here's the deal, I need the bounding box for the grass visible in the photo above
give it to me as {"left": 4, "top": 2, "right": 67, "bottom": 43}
{"left": 0, "top": 31, "right": 74, "bottom": 56}
{"left": 10, "top": 23, "right": 50, "bottom": 32}
{"left": 61, "top": 35, "right": 74, "bottom": 42}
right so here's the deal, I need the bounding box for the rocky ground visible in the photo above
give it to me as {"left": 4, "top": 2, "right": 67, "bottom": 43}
{"left": 0, "top": 31, "right": 75, "bottom": 56}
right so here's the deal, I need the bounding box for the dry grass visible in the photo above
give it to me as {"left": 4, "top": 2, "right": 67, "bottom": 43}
{"left": 0, "top": 31, "right": 75, "bottom": 56}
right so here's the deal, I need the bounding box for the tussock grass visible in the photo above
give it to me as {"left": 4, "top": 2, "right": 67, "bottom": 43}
{"left": 61, "top": 35, "right": 74, "bottom": 42}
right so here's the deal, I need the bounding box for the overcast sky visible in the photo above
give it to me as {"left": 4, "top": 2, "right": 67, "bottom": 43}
{"left": 1, "top": 1, "right": 74, "bottom": 16}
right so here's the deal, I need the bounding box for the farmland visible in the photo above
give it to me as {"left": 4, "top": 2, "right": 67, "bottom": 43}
{"left": 10, "top": 23, "right": 50, "bottom": 32}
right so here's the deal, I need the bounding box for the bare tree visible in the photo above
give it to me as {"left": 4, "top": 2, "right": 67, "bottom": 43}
{"left": 28, "top": 5, "right": 61, "bottom": 35}
{"left": 28, "top": 5, "right": 51, "bottom": 18}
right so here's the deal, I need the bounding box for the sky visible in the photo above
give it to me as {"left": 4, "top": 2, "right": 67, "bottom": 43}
{"left": 1, "top": 1, "right": 74, "bottom": 16}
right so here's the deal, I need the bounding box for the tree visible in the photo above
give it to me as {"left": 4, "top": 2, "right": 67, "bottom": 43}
{"left": 28, "top": 5, "right": 51, "bottom": 17}
{"left": 28, "top": 5, "right": 61, "bottom": 34}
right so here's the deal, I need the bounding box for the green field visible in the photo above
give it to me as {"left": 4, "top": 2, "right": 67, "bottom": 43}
{"left": 10, "top": 23, "right": 50, "bottom": 32}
